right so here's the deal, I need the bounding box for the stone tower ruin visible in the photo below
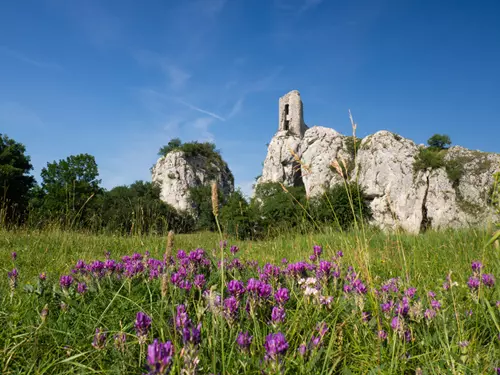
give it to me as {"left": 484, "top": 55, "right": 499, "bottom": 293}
{"left": 278, "top": 90, "right": 307, "bottom": 137}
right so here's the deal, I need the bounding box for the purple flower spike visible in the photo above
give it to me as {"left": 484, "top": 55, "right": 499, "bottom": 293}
{"left": 147, "top": 339, "right": 174, "bottom": 375}
{"left": 77, "top": 282, "right": 87, "bottom": 294}
{"left": 175, "top": 305, "right": 189, "bottom": 329}
{"left": 313, "top": 245, "right": 322, "bottom": 258}
{"left": 59, "top": 275, "right": 73, "bottom": 289}
{"left": 467, "top": 277, "right": 480, "bottom": 290}
{"left": 223, "top": 296, "right": 239, "bottom": 320}
{"left": 11, "top": 252, "right": 17, "bottom": 261}
{"left": 92, "top": 328, "right": 107, "bottom": 350}
{"left": 471, "top": 261, "right": 483, "bottom": 272}
{"left": 404, "top": 287, "right": 417, "bottom": 299}
{"left": 135, "top": 312, "right": 151, "bottom": 343}
{"left": 230, "top": 245, "right": 239, "bottom": 254}
{"left": 424, "top": 309, "right": 436, "bottom": 320}
{"left": 264, "top": 332, "right": 288, "bottom": 361}
{"left": 236, "top": 332, "right": 253, "bottom": 351}
{"left": 481, "top": 273, "right": 495, "bottom": 288}
{"left": 271, "top": 306, "right": 286, "bottom": 323}
{"left": 274, "top": 288, "right": 289, "bottom": 305}
{"left": 39, "top": 272, "right": 46, "bottom": 281}
{"left": 431, "top": 299, "right": 441, "bottom": 310}
{"left": 182, "top": 323, "right": 202, "bottom": 345}
{"left": 298, "top": 344, "right": 307, "bottom": 356}
{"left": 391, "top": 316, "right": 402, "bottom": 331}
{"left": 378, "top": 330, "right": 388, "bottom": 340}
{"left": 228, "top": 280, "right": 246, "bottom": 297}
{"left": 194, "top": 274, "right": 206, "bottom": 289}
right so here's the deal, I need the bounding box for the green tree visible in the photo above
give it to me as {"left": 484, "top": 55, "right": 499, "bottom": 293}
{"left": 251, "top": 182, "right": 309, "bottom": 234}
{"left": 38, "top": 153, "right": 102, "bottom": 227}
{"left": 311, "top": 183, "right": 371, "bottom": 230}
{"left": 219, "top": 189, "right": 255, "bottom": 239}
{"left": 158, "top": 138, "right": 182, "bottom": 156}
{"left": 100, "top": 181, "right": 194, "bottom": 234}
{"left": 0, "top": 134, "right": 36, "bottom": 223}
{"left": 427, "top": 134, "right": 451, "bottom": 150}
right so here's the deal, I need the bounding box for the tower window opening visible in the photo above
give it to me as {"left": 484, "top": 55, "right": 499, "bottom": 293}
{"left": 284, "top": 104, "right": 289, "bottom": 131}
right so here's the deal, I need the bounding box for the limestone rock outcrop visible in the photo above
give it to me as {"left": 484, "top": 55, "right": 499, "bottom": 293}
{"left": 152, "top": 150, "right": 233, "bottom": 212}
{"left": 258, "top": 90, "right": 500, "bottom": 233}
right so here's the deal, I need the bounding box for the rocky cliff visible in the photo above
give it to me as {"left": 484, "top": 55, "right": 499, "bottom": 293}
{"left": 258, "top": 90, "right": 500, "bottom": 233}
{"left": 152, "top": 148, "right": 233, "bottom": 212}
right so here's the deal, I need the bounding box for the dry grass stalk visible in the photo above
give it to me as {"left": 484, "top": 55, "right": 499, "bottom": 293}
{"left": 165, "top": 230, "right": 174, "bottom": 261}
{"left": 211, "top": 181, "right": 219, "bottom": 217}
{"left": 331, "top": 160, "right": 344, "bottom": 179}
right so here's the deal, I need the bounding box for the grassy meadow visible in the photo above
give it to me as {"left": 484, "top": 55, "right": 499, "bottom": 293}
{"left": 1, "top": 227, "right": 499, "bottom": 374}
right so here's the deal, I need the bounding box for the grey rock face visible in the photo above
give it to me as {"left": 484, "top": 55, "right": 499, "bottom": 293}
{"left": 258, "top": 131, "right": 303, "bottom": 187}
{"left": 425, "top": 146, "right": 500, "bottom": 228}
{"left": 258, "top": 90, "right": 500, "bottom": 232}
{"left": 301, "top": 126, "right": 351, "bottom": 197}
{"left": 352, "top": 131, "right": 427, "bottom": 233}
{"left": 152, "top": 151, "right": 233, "bottom": 212}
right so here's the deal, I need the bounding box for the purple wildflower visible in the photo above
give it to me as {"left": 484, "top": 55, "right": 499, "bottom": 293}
{"left": 458, "top": 340, "right": 469, "bottom": 348}
{"left": 430, "top": 299, "right": 441, "bottom": 310}
{"left": 481, "top": 273, "right": 495, "bottom": 287}
{"left": 194, "top": 274, "right": 206, "bottom": 289}
{"left": 310, "top": 336, "right": 321, "bottom": 348}
{"left": 298, "top": 344, "right": 307, "bottom": 356}
{"left": 274, "top": 288, "right": 289, "bottom": 305}
{"left": 428, "top": 291, "right": 436, "bottom": 298}
{"left": 362, "top": 311, "right": 371, "bottom": 322}
{"left": 182, "top": 323, "right": 202, "bottom": 345}
{"left": 230, "top": 245, "right": 239, "bottom": 255}
{"left": 223, "top": 296, "right": 239, "bottom": 321}
{"left": 77, "top": 282, "right": 87, "bottom": 294}
{"left": 8, "top": 268, "right": 18, "bottom": 280}
{"left": 92, "top": 328, "right": 107, "bottom": 350}
{"left": 219, "top": 240, "right": 227, "bottom": 249}
{"left": 146, "top": 339, "right": 174, "bottom": 375}
{"left": 236, "top": 332, "right": 253, "bottom": 351}
{"left": 11, "top": 252, "right": 17, "bottom": 261}
{"left": 228, "top": 280, "right": 246, "bottom": 297}
{"left": 258, "top": 282, "right": 272, "bottom": 299}
{"left": 175, "top": 305, "right": 189, "bottom": 329}
{"left": 404, "top": 287, "right": 417, "bottom": 299}
{"left": 313, "top": 245, "right": 322, "bottom": 258}
{"left": 378, "top": 330, "right": 388, "bottom": 340}
{"left": 271, "top": 306, "right": 286, "bottom": 323}
{"left": 471, "top": 261, "right": 483, "bottom": 272}
{"left": 39, "top": 272, "right": 46, "bottom": 281}
{"left": 391, "top": 316, "right": 402, "bottom": 331}
{"left": 59, "top": 275, "right": 73, "bottom": 289}
{"left": 264, "top": 332, "right": 289, "bottom": 361}
{"left": 424, "top": 309, "right": 436, "bottom": 320}
{"left": 467, "top": 277, "right": 480, "bottom": 290}
{"left": 381, "top": 301, "right": 394, "bottom": 313}
{"left": 135, "top": 312, "right": 152, "bottom": 343}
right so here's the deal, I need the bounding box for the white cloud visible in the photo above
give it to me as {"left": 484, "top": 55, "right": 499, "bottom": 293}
{"left": 177, "top": 99, "right": 226, "bottom": 121}
{"left": 227, "top": 98, "right": 244, "bottom": 119}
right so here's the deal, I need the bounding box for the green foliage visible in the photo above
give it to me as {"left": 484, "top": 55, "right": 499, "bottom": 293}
{"left": 219, "top": 189, "right": 255, "bottom": 239}
{"left": 33, "top": 154, "right": 102, "bottom": 227}
{"left": 414, "top": 148, "right": 446, "bottom": 171}
{"left": 188, "top": 185, "right": 218, "bottom": 231}
{"left": 311, "top": 183, "right": 371, "bottom": 230}
{"left": 427, "top": 134, "right": 452, "bottom": 150}
{"left": 444, "top": 158, "right": 464, "bottom": 185}
{"left": 345, "top": 136, "right": 362, "bottom": 157}
{"left": 99, "top": 181, "right": 195, "bottom": 235}
{"left": 251, "top": 182, "right": 309, "bottom": 233}
{"left": 158, "top": 138, "right": 182, "bottom": 156}
{"left": 0, "top": 133, "right": 36, "bottom": 224}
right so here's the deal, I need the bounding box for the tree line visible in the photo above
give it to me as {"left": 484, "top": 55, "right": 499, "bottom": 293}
{"left": 1, "top": 133, "right": 371, "bottom": 238}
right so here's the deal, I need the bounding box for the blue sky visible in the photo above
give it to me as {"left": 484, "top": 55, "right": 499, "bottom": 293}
{"left": 1, "top": 0, "right": 500, "bottom": 196}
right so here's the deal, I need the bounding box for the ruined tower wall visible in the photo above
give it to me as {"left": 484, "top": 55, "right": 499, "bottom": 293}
{"left": 278, "top": 90, "right": 307, "bottom": 137}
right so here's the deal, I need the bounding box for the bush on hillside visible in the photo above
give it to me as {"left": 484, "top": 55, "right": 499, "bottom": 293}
{"left": 427, "top": 134, "right": 451, "bottom": 150}
{"left": 311, "top": 182, "right": 371, "bottom": 230}
{"left": 219, "top": 189, "right": 255, "bottom": 240}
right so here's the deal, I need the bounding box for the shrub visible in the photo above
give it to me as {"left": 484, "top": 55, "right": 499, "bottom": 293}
{"left": 251, "top": 182, "right": 309, "bottom": 234}
{"left": 219, "top": 190, "right": 255, "bottom": 239}
{"left": 414, "top": 148, "right": 446, "bottom": 172}
{"left": 444, "top": 158, "right": 464, "bottom": 186}
{"left": 311, "top": 182, "right": 371, "bottom": 230}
